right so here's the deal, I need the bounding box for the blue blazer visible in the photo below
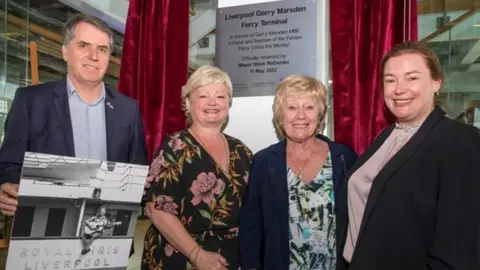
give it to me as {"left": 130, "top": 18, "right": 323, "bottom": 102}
{"left": 239, "top": 134, "right": 357, "bottom": 270}
{"left": 0, "top": 78, "right": 148, "bottom": 184}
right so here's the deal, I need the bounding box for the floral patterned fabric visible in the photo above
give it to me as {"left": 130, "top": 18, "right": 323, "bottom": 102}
{"left": 141, "top": 130, "right": 252, "bottom": 270}
{"left": 288, "top": 152, "right": 336, "bottom": 270}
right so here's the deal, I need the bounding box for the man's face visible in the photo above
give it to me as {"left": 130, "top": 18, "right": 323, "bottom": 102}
{"left": 62, "top": 22, "right": 111, "bottom": 85}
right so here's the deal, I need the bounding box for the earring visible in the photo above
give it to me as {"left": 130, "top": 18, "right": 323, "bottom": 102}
{"left": 434, "top": 92, "right": 439, "bottom": 97}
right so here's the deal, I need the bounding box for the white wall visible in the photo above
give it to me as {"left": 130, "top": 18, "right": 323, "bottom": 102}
{"left": 219, "top": 0, "right": 330, "bottom": 153}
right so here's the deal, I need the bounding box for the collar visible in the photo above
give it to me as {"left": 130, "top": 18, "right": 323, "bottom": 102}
{"left": 66, "top": 76, "right": 106, "bottom": 100}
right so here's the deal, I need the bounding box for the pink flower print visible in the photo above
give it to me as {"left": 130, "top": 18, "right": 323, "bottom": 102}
{"left": 168, "top": 134, "right": 183, "bottom": 152}
{"left": 164, "top": 243, "right": 178, "bottom": 257}
{"left": 149, "top": 150, "right": 164, "bottom": 176}
{"left": 155, "top": 196, "right": 179, "bottom": 215}
{"left": 243, "top": 172, "right": 249, "bottom": 184}
{"left": 190, "top": 172, "right": 224, "bottom": 206}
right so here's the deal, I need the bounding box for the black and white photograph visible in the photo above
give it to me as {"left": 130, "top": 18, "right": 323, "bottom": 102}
{"left": 5, "top": 152, "right": 148, "bottom": 270}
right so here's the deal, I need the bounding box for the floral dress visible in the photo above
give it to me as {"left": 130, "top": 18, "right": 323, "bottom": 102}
{"left": 288, "top": 152, "right": 336, "bottom": 270}
{"left": 142, "top": 130, "right": 252, "bottom": 270}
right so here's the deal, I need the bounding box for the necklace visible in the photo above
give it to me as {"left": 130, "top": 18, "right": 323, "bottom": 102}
{"left": 288, "top": 146, "right": 313, "bottom": 181}
{"left": 188, "top": 129, "right": 230, "bottom": 175}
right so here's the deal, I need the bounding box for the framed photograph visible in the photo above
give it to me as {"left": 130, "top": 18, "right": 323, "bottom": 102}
{"left": 5, "top": 152, "right": 148, "bottom": 270}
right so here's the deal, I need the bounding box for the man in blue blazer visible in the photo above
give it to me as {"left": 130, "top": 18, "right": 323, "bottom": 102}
{"left": 0, "top": 14, "right": 148, "bottom": 255}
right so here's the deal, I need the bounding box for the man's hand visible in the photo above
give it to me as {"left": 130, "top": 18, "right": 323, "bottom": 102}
{"left": 0, "top": 183, "right": 18, "bottom": 216}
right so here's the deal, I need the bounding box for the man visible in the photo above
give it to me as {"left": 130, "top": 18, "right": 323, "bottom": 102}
{"left": 81, "top": 205, "right": 121, "bottom": 255}
{"left": 0, "top": 14, "right": 149, "bottom": 254}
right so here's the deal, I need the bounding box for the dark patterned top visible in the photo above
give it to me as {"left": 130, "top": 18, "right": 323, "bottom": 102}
{"left": 142, "top": 130, "right": 252, "bottom": 270}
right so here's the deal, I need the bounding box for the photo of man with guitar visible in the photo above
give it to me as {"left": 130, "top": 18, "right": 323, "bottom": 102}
{"left": 81, "top": 205, "right": 122, "bottom": 255}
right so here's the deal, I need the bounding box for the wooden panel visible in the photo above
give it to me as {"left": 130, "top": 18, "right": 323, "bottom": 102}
{"left": 29, "top": 41, "right": 39, "bottom": 85}
{"left": 418, "top": 0, "right": 480, "bottom": 14}
{"left": 0, "top": 238, "right": 8, "bottom": 249}
{"left": 0, "top": 216, "right": 12, "bottom": 250}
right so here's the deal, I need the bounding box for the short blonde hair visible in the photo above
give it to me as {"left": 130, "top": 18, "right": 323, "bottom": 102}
{"left": 273, "top": 74, "right": 328, "bottom": 138}
{"left": 181, "top": 65, "right": 233, "bottom": 126}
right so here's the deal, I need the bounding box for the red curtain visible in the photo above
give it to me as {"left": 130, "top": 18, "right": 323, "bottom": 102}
{"left": 118, "top": 0, "right": 189, "bottom": 160}
{"left": 330, "top": 0, "right": 417, "bottom": 155}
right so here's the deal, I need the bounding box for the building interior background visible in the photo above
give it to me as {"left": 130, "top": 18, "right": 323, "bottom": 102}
{"left": 0, "top": 0, "right": 477, "bottom": 268}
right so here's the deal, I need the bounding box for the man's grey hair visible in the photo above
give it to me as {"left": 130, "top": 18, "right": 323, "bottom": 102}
{"left": 63, "top": 13, "right": 115, "bottom": 52}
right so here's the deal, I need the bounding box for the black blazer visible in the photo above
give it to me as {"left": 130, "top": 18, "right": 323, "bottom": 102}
{"left": 337, "top": 107, "right": 480, "bottom": 270}
{"left": 0, "top": 78, "right": 148, "bottom": 184}
{"left": 239, "top": 134, "right": 357, "bottom": 270}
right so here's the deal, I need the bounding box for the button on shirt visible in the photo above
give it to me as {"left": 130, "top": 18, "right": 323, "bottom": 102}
{"left": 67, "top": 79, "right": 107, "bottom": 161}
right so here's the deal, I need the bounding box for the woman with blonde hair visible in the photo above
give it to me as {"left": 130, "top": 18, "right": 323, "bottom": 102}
{"left": 142, "top": 65, "right": 252, "bottom": 270}
{"left": 239, "top": 75, "right": 357, "bottom": 270}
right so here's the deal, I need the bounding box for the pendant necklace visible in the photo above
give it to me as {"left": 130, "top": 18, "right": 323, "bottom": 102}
{"left": 289, "top": 147, "right": 313, "bottom": 181}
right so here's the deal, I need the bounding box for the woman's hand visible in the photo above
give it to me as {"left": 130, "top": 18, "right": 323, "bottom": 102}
{"left": 144, "top": 202, "right": 154, "bottom": 218}
{"left": 193, "top": 248, "right": 229, "bottom": 270}
{"left": 146, "top": 203, "right": 228, "bottom": 269}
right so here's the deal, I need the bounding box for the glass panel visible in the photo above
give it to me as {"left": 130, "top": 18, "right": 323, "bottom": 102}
{"left": 419, "top": 0, "right": 480, "bottom": 121}
{"left": 0, "top": 0, "right": 31, "bottom": 144}
{"left": 189, "top": 0, "right": 217, "bottom": 73}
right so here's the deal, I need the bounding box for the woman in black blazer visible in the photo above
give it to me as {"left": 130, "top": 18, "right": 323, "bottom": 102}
{"left": 337, "top": 41, "right": 480, "bottom": 270}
